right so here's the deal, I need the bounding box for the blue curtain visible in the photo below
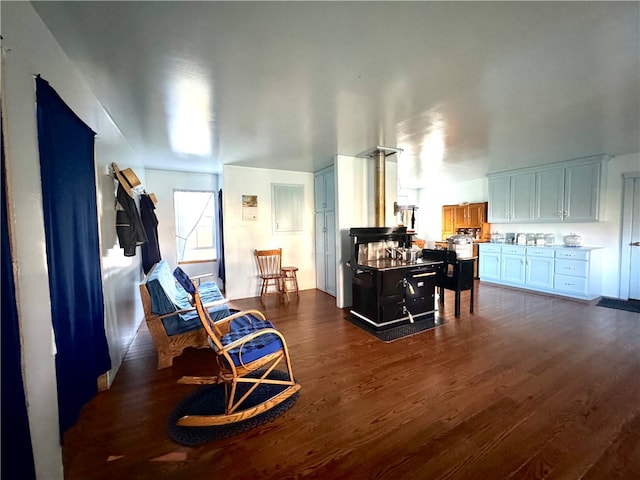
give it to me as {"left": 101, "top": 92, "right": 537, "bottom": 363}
{"left": 35, "top": 76, "right": 112, "bottom": 436}
{"left": 217, "top": 189, "right": 226, "bottom": 285}
{"left": 2, "top": 104, "right": 37, "bottom": 479}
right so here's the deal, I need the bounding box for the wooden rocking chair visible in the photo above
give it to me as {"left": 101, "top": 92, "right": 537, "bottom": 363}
{"left": 172, "top": 267, "right": 301, "bottom": 426}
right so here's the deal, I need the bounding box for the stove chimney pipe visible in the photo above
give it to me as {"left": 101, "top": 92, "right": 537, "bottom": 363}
{"left": 356, "top": 146, "right": 403, "bottom": 228}
{"left": 374, "top": 150, "right": 385, "bottom": 227}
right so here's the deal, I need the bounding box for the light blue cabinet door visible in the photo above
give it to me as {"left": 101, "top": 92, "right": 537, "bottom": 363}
{"left": 488, "top": 176, "right": 511, "bottom": 222}
{"left": 502, "top": 254, "right": 526, "bottom": 284}
{"left": 535, "top": 167, "right": 564, "bottom": 222}
{"left": 479, "top": 252, "right": 501, "bottom": 280}
{"left": 565, "top": 162, "right": 600, "bottom": 221}
{"left": 526, "top": 256, "right": 554, "bottom": 289}
{"left": 511, "top": 172, "right": 535, "bottom": 222}
{"left": 324, "top": 210, "right": 336, "bottom": 296}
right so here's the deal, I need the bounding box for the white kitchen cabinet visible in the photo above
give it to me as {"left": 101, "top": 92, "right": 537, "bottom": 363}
{"left": 525, "top": 247, "right": 554, "bottom": 289}
{"left": 479, "top": 243, "right": 501, "bottom": 281}
{"left": 501, "top": 245, "right": 526, "bottom": 285}
{"left": 479, "top": 244, "right": 603, "bottom": 300}
{"left": 314, "top": 166, "right": 336, "bottom": 296}
{"left": 535, "top": 158, "right": 602, "bottom": 222}
{"left": 554, "top": 248, "right": 602, "bottom": 298}
{"left": 487, "top": 172, "right": 535, "bottom": 223}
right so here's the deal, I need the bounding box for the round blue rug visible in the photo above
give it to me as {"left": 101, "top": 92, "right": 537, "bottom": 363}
{"left": 167, "top": 370, "right": 300, "bottom": 446}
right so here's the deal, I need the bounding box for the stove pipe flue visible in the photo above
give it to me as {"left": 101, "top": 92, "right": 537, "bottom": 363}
{"left": 357, "top": 146, "right": 403, "bottom": 228}
{"left": 374, "top": 150, "right": 385, "bottom": 227}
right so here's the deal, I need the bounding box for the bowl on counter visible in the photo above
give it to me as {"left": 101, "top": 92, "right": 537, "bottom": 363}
{"left": 563, "top": 233, "right": 582, "bottom": 247}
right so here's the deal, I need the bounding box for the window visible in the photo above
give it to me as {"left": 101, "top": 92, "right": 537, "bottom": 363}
{"left": 174, "top": 190, "right": 216, "bottom": 263}
{"left": 272, "top": 184, "right": 304, "bottom": 233}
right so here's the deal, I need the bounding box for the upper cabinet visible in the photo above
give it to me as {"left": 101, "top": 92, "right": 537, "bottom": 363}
{"left": 488, "top": 172, "right": 535, "bottom": 223}
{"left": 442, "top": 202, "right": 488, "bottom": 239}
{"left": 314, "top": 166, "right": 335, "bottom": 212}
{"left": 488, "top": 155, "right": 607, "bottom": 224}
{"left": 535, "top": 160, "right": 602, "bottom": 222}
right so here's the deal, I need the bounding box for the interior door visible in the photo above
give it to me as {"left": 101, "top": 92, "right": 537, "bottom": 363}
{"left": 627, "top": 176, "right": 640, "bottom": 299}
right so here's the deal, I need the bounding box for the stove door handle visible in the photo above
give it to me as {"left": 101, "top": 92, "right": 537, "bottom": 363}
{"left": 412, "top": 271, "right": 436, "bottom": 278}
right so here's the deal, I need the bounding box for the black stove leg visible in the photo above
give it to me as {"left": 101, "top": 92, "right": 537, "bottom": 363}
{"left": 470, "top": 284, "right": 474, "bottom": 314}
{"left": 455, "top": 290, "right": 460, "bottom": 318}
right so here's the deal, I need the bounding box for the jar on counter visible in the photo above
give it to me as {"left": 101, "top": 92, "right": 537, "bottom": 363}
{"left": 526, "top": 233, "right": 536, "bottom": 245}
{"left": 535, "top": 233, "right": 545, "bottom": 246}
{"left": 544, "top": 233, "right": 555, "bottom": 245}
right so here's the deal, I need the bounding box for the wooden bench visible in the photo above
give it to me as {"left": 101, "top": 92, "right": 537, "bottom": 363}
{"left": 139, "top": 260, "right": 229, "bottom": 369}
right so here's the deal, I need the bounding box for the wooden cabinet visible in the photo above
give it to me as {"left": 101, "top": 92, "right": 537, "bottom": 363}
{"left": 314, "top": 166, "right": 336, "bottom": 296}
{"left": 441, "top": 202, "right": 487, "bottom": 240}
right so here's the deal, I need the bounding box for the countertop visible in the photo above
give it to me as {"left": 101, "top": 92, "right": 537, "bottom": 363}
{"left": 355, "top": 258, "right": 443, "bottom": 272}
{"left": 480, "top": 243, "right": 603, "bottom": 251}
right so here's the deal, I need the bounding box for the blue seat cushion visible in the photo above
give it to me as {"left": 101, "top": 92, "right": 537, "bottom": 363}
{"left": 161, "top": 302, "right": 230, "bottom": 336}
{"left": 220, "top": 319, "right": 283, "bottom": 366}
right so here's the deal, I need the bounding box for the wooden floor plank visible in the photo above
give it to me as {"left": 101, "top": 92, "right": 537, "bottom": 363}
{"left": 62, "top": 283, "right": 640, "bottom": 479}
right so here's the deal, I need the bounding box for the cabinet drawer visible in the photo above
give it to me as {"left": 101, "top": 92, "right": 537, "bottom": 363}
{"left": 526, "top": 247, "right": 554, "bottom": 258}
{"left": 501, "top": 245, "right": 526, "bottom": 255}
{"left": 555, "top": 248, "right": 589, "bottom": 261}
{"left": 479, "top": 244, "right": 501, "bottom": 254}
{"left": 554, "top": 274, "right": 587, "bottom": 294}
{"left": 555, "top": 259, "right": 587, "bottom": 277}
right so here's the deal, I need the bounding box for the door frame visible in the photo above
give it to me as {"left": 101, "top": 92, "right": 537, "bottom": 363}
{"left": 619, "top": 171, "right": 640, "bottom": 299}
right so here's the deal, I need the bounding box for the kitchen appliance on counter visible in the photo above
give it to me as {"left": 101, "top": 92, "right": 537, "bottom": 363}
{"left": 348, "top": 227, "right": 442, "bottom": 328}
{"left": 446, "top": 234, "right": 474, "bottom": 258}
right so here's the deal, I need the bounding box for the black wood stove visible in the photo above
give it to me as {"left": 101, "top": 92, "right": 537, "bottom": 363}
{"left": 348, "top": 227, "right": 442, "bottom": 328}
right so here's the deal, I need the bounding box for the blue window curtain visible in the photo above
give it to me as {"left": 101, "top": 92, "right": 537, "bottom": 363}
{"left": 2, "top": 103, "right": 37, "bottom": 479}
{"left": 35, "top": 76, "right": 112, "bottom": 436}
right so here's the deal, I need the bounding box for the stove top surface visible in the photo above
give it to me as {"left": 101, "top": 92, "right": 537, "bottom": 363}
{"left": 357, "top": 258, "right": 442, "bottom": 271}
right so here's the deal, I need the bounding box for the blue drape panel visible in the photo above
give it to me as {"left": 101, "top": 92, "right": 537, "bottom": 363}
{"left": 35, "top": 76, "right": 112, "bottom": 436}
{"left": 1, "top": 107, "right": 37, "bottom": 479}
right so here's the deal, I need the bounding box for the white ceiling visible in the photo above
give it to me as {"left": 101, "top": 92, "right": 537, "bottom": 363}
{"left": 31, "top": 1, "right": 640, "bottom": 186}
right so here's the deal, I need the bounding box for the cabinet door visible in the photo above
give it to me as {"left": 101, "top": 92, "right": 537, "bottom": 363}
{"left": 502, "top": 254, "right": 526, "bottom": 284}
{"left": 479, "top": 251, "right": 501, "bottom": 280}
{"left": 442, "top": 205, "right": 455, "bottom": 239}
{"left": 564, "top": 162, "right": 600, "bottom": 221}
{"left": 467, "top": 203, "right": 486, "bottom": 227}
{"left": 535, "top": 167, "right": 564, "bottom": 222}
{"left": 526, "top": 256, "right": 554, "bottom": 289}
{"left": 511, "top": 172, "right": 535, "bottom": 222}
{"left": 314, "top": 167, "right": 335, "bottom": 212}
{"left": 324, "top": 210, "right": 336, "bottom": 296}
{"left": 453, "top": 204, "right": 468, "bottom": 228}
{"left": 488, "top": 176, "right": 511, "bottom": 223}
{"left": 314, "top": 212, "right": 326, "bottom": 289}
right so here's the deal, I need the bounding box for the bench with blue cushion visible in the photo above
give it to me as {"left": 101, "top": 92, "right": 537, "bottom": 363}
{"left": 140, "top": 260, "right": 230, "bottom": 369}
{"left": 145, "top": 260, "right": 229, "bottom": 336}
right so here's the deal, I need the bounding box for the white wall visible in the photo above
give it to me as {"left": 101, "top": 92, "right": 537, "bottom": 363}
{"left": 335, "top": 155, "right": 398, "bottom": 308}
{"left": 3, "top": 4, "right": 145, "bottom": 478}
{"left": 222, "top": 165, "right": 315, "bottom": 300}
{"left": 145, "top": 169, "right": 220, "bottom": 281}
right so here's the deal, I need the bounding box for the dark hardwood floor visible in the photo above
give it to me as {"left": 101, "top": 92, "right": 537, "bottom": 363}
{"left": 62, "top": 282, "right": 640, "bottom": 479}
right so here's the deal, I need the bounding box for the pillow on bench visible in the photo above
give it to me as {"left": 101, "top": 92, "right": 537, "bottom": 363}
{"left": 145, "top": 260, "right": 229, "bottom": 336}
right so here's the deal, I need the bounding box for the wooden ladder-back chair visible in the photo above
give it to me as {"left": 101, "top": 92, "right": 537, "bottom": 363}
{"left": 173, "top": 267, "right": 301, "bottom": 426}
{"left": 255, "top": 248, "right": 286, "bottom": 301}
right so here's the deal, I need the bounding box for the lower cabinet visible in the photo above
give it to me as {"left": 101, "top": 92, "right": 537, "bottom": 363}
{"left": 478, "top": 244, "right": 501, "bottom": 281}
{"left": 478, "top": 244, "right": 602, "bottom": 300}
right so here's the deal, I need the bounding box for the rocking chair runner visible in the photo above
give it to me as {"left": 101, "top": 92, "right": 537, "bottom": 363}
{"left": 172, "top": 267, "right": 301, "bottom": 426}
